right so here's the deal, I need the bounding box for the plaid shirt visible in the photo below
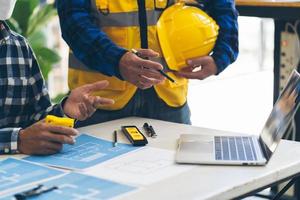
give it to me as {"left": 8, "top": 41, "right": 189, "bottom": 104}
{"left": 57, "top": 0, "right": 238, "bottom": 76}
{"left": 0, "top": 22, "right": 64, "bottom": 154}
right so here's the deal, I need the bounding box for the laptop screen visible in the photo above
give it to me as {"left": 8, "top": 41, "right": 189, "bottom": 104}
{"left": 259, "top": 69, "right": 300, "bottom": 160}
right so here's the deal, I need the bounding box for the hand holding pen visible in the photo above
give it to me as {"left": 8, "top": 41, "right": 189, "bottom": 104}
{"left": 131, "top": 49, "right": 175, "bottom": 83}
{"left": 118, "top": 48, "right": 172, "bottom": 90}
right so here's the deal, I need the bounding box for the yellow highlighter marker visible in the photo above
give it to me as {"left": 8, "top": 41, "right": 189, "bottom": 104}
{"left": 45, "top": 115, "right": 75, "bottom": 128}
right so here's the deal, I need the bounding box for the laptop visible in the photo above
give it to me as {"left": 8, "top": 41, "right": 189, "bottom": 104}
{"left": 176, "top": 69, "right": 300, "bottom": 165}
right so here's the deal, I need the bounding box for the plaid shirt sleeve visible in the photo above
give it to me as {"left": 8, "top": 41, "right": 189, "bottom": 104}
{"left": 0, "top": 38, "right": 65, "bottom": 155}
{"left": 27, "top": 47, "right": 65, "bottom": 122}
{"left": 209, "top": 0, "right": 239, "bottom": 74}
{"left": 0, "top": 128, "right": 20, "bottom": 154}
{"left": 56, "top": 0, "right": 127, "bottom": 79}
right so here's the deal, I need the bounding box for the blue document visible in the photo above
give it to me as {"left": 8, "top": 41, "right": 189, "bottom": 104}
{"left": 24, "top": 134, "right": 139, "bottom": 169}
{"left": 0, "top": 158, "right": 63, "bottom": 193}
{"left": 1, "top": 172, "right": 136, "bottom": 200}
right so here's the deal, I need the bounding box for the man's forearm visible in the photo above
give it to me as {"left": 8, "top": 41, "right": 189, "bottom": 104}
{"left": 56, "top": 0, "right": 127, "bottom": 79}
{"left": 210, "top": 0, "right": 239, "bottom": 73}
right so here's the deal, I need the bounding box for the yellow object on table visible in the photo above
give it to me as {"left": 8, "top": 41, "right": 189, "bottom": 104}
{"left": 45, "top": 115, "right": 75, "bottom": 128}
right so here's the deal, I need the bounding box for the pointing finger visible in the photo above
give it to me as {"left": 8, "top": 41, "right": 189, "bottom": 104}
{"left": 92, "top": 96, "right": 115, "bottom": 107}
{"left": 138, "top": 59, "right": 164, "bottom": 71}
{"left": 81, "top": 80, "right": 109, "bottom": 93}
{"left": 46, "top": 125, "right": 79, "bottom": 136}
{"left": 42, "top": 132, "right": 75, "bottom": 145}
{"left": 83, "top": 95, "right": 96, "bottom": 117}
{"left": 78, "top": 103, "right": 88, "bottom": 120}
{"left": 186, "top": 57, "right": 207, "bottom": 67}
{"left": 136, "top": 48, "right": 159, "bottom": 58}
{"left": 140, "top": 67, "right": 166, "bottom": 81}
{"left": 174, "top": 71, "right": 207, "bottom": 80}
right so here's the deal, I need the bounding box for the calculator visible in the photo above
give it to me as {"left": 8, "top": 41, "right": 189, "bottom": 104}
{"left": 121, "top": 126, "right": 148, "bottom": 146}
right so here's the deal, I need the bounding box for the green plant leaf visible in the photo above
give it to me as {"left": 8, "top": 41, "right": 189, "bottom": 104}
{"left": 6, "top": 18, "right": 22, "bottom": 33}
{"left": 35, "top": 57, "right": 52, "bottom": 80}
{"left": 28, "top": 30, "right": 47, "bottom": 49}
{"left": 11, "top": 0, "right": 40, "bottom": 35}
{"left": 32, "top": 47, "right": 61, "bottom": 80}
{"left": 27, "top": 4, "right": 57, "bottom": 36}
{"left": 8, "top": 0, "right": 60, "bottom": 81}
{"left": 35, "top": 47, "right": 61, "bottom": 64}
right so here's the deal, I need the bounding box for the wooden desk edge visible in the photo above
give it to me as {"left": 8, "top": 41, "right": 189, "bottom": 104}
{"left": 236, "top": 1, "right": 300, "bottom": 8}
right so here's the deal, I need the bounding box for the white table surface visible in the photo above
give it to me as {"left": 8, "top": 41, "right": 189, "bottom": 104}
{"left": 2, "top": 117, "right": 300, "bottom": 200}
{"left": 79, "top": 117, "right": 300, "bottom": 200}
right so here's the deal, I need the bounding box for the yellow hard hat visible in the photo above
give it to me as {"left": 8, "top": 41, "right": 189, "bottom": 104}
{"left": 157, "top": 2, "right": 219, "bottom": 71}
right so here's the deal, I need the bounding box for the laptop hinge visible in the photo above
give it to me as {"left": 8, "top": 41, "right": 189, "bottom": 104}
{"left": 258, "top": 137, "right": 272, "bottom": 162}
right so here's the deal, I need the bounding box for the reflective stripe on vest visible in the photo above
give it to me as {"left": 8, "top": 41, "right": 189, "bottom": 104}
{"left": 94, "top": 10, "right": 162, "bottom": 27}
{"left": 69, "top": 51, "right": 170, "bottom": 72}
{"left": 68, "top": 0, "right": 188, "bottom": 110}
{"left": 69, "top": 53, "right": 97, "bottom": 73}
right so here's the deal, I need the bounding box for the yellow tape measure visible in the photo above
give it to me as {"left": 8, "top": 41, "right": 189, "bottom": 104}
{"left": 45, "top": 115, "right": 75, "bottom": 128}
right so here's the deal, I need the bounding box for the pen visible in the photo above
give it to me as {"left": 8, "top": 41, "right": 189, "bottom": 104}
{"left": 131, "top": 49, "right": 175, "bottom": 83}
{"left": 114, "top": 130, "right": 118, "bottom": 147}
{"left": 14, "top": 184, "right": 58, "bottom": 200}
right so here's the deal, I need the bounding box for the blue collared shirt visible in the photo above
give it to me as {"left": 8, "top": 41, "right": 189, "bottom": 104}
{"left": 57, "top": 0, "right": 239, "bottom": 76}
{"left": 0, "top": 22, "right": 64, "bottom": 154}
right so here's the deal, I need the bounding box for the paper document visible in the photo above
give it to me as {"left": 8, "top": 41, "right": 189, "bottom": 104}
{"left": 24, "top": 134, "right": 139, "bottom": 169}
{"left": 0, "top": 173, "right": 136, "bottom": 200}
{"left": 84, "top": 147, "right": 194, "bottom": 186}
{"left": 0, "top": 158, "right": 63, "bottom": 196}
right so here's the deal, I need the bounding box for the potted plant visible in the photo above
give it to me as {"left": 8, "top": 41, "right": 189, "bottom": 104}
{"left": 7, "top": 0, "right": 60, "bottom": 80}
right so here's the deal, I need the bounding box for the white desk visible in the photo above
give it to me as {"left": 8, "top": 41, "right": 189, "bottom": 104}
{"left": 2, "top": 117, "right": 300, "bottom": 200}
{"left": 77, "top": 117, "right": 300, "bottom": 200}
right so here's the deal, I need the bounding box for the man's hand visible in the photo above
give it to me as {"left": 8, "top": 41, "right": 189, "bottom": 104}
{"left": 174, "top": 56, "right": 218, "bottom": 80}
{"left": 119, "top": 49, "right": 165, "bottom": 89}
{"left": 18, "top": 121, "right": 78, "bottom": 155}
{"left": 63, "top": 80, "right": 115, "bottom": 120}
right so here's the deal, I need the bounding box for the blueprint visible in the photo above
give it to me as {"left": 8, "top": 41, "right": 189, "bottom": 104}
{"left": 0, "top": 158, "right": 63, "bottom": 195}
{"left": 24, "top": 134, "right": 139, "bottom": 169}
{"left": 0, "top": 173, "right": 136, "bottom": 200}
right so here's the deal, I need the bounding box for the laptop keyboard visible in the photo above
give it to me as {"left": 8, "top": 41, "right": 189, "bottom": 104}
{"left": 215, "top": 136, "right": 258, "bottom": 161}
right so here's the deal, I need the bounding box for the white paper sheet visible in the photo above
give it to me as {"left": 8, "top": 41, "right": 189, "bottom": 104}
{"left": 84, "top": 147, "right": 194, "bottom": 186}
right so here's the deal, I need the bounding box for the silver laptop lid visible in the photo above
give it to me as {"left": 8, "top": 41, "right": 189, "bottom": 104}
{"left": 259, "top": 69, "right": 300, "bottom": 162}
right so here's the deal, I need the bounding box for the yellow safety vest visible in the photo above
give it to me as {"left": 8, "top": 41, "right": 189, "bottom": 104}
{"left": 68, "top": 0, "right": 189, "bottom": 110}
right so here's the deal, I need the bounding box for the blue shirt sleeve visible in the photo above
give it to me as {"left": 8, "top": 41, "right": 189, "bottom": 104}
{"left": 56, "top": 0, "right": 127, "bottom": 79}
{"left": 57, "top": 0, "right": 238, "bottom": 77}
{"left": 208, "top": 0, "right": 239, "bottom": 74}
